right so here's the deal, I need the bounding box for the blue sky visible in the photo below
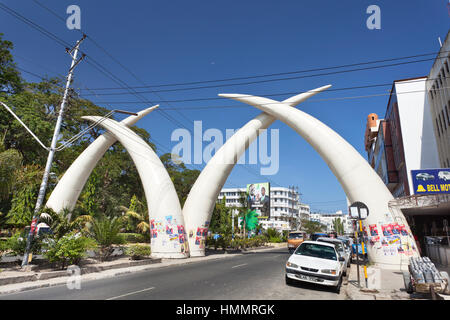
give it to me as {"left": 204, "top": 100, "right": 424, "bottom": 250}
{"left": 1, "top": 0, "right": 449, "bottom": 212}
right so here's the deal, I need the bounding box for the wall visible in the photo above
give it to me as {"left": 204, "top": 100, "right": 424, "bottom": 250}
{"left": 395, "top": 78, "right": 440, "bottom": 195}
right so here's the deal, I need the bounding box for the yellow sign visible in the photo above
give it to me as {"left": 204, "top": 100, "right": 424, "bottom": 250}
{"left": 417, "top": 184, "right": 426, "bottom": 192}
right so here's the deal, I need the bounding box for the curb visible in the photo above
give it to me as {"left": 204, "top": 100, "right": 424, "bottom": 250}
{"left": 0, "top": 258, "right": 162, "bottom": 286}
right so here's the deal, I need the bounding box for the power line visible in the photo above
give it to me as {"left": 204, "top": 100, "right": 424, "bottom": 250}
{"left": 80, "top": 76, "right": 444, "bottom": 105}
{"left": 9, "top": 2, "right": 286, "bottom": 189}
{"left": 78, "top": 57, "right": 443, "bottom": 95}
{"left": 81, "top": 51, "right": 449, "bottom": 91}
{"left": 31, "top": 0, "right": 194, "bottom": 126}
{"left": 81, "top": 85, "right": 448, "bottom": 110}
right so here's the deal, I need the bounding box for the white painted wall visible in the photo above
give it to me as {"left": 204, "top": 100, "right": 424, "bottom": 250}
{"left": 395, "top": 78, "right": 440, "bottom": 195}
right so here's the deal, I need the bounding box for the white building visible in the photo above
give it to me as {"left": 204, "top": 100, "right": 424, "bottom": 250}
{"left": 427, "top": 31, "right": 450, "bottom": 168}
{"left": 309, "top": 211, "right": 353, "bottom": 235}
{"left": 364, "top": 77, "right": 440, "bottom": 197}
{"left": 218, "top": 186, "right": 305, "bottom": 233}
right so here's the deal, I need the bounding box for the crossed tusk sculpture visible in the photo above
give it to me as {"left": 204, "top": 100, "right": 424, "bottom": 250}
{"left": 45, "top": 86, "right": 418, "bottom": 269}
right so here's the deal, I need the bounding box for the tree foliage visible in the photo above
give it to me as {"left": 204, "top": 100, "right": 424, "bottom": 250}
{"left": 300, "top": 218, "right": 326, "bottom": 235}
{"left": 0, "top": 34, "right": 202, "bottom": 251}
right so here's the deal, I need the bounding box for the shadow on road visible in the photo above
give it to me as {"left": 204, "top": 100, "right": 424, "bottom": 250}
{"left": 286, "top": 279, "right": 339, "bottom": 294}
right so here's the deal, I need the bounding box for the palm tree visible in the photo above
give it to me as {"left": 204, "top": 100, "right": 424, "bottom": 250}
{"left": 234, "top": 192, "right": 250, "bottom": 237}
{"left": 119, "top": 195, "right": 149, "bottom": 235}
{"left": 39, "top": 207, "right": 93, "bottom": 240}
{"left": 87, "top": 215, "right": 125, "bottom": 261}
{"left": 332, "top": 217, "right": 344, "bottom": 235}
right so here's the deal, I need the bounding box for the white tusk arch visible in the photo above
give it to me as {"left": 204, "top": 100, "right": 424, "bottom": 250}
{"left": 221, "top": 93, "right": 419, "bottom": 269}
{"left": 82, "top": 116, "right": 188, "bottom": 259}
{"left": 46, "top": 106, "right": 159, "bottom": 214}
{"left": 183, "top": 85, "right": 331, "bottom": 257}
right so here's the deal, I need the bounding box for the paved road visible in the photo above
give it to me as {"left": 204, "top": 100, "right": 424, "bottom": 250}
{"left": 0, "top": 248, "right": 347, "bottom": 300}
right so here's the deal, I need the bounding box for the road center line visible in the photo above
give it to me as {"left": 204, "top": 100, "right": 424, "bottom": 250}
{"left": 106, "top": 286, "right": 155, "bottom": 300}
{"left": 231, "top": 263, "right": 248, "bottom": 269}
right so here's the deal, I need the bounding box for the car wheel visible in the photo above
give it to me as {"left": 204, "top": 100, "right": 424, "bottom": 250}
{"left": 285, "top": 275, "right": 294, "bottom": 286}
{"left": 333, "top": 277, "right": 342, "bottom": 294}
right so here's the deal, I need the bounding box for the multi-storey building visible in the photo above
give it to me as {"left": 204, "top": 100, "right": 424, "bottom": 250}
{"left": 427, "top": 31, "right": 450, "bottom": 168}
{"left": 364, "top": 77, "right": 440, "bottom": 197}
{"left": 309, "top": 211, "right": 353, "bottom": 235}
{"left": 363, "top": 61, "right": 450, "bottom": 263}
{"left": 217, "top": 186, "right": 303, "bottom": 233}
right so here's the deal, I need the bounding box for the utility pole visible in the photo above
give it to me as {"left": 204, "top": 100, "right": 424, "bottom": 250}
{"left": 21, "top": 35, "right": 86, "bottom": 268}
{"left": 289, "top": 186, "right": 299, "bottom": 230}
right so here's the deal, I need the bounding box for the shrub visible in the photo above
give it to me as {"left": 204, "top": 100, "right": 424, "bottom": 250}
{"left": 124, "top": 244, "right": 151, "bottom": 260}
{"left": 43, "top": 232, "right": 97, "bottom": 269}
{"left": 0, "top": 239, "right": 6, "bottom": 257}
{"left": 230, "top": 238, "right": 241, "bottom": 250}
{"left": 119, "top": 233, "right": 146, "bottom": 243}
{"left": 87, "top": 216, "right": 125, "bottom": 261}
{"left": 5, "top": 231, "right": 42, "bottom": 257}
{"left": 265, "top": 228, "right": 280, "bottom": 239}
{"left": 269, "top": 237, "right": 282, "bottom": 243}
{"left": 206, "top": 236, "right": 218, "bottom": 250}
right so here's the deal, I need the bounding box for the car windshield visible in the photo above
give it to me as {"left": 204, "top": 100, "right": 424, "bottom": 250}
{"left": 319, "top": 239, "right": 344, "bottom": 253}
{"left": 295, "top": 243, "right": 337, "bottom": 261}
{"left": 289, "top": 233, "right": 303, "bottom": 239}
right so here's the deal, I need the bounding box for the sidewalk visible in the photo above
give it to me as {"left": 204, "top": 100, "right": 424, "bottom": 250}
{"left": 344, "top": 263, "right": 412, "bottom": 300}
{"left": 0, "top": 243, "right": 287, "bottom": 295}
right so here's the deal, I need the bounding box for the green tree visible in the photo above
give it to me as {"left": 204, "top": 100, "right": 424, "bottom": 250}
{"left": 160, "top": 153, "right": 200, "bottom": 206}
{"left": 210, "top": 197, "right": 232, "bottom": 236}
{"left": 301, "top": 218, "right": 326, "bottom": 235}
{"left": 0, "top": 33, "right": 22, "bottom": 94}
{"left": 235, "top": 191, "right": 251, "bottom": 237}
{"left": 332, "top": 217, "right": 344, "bottom": 235}
{"left": 39, "top": 208, "right": 93, "bottom": 240}
{"left": 79, "top": 170, "right": 100, "bottom": 217}
{"left": 120, "top": 195, "right": 149, "bottom": 236}
{"left": 4, "top": 165, "right": 42, "bottom": 228}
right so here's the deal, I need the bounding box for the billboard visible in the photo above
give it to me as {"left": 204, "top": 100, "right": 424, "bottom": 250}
{"left": 411, "top": 168, "right": 450, "bottom": 194}
{"left": 246, "top": 182, "right": 270, "bottom": 219}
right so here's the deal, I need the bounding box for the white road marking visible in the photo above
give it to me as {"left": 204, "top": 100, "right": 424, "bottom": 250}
{"left": 106, "top": 286, "right": 155, "bottom": 300}
{"left": 231, "top": 263, "right": 248, "bottom": 269}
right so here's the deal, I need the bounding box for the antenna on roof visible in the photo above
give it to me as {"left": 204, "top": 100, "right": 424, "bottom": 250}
{"left": 438, "top": 37, "right": 443, "bottom": 48}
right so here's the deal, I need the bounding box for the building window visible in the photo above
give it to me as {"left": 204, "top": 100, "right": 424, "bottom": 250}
{"left": 446, "top": 103, "right": 450, "bottom": 126}
{"left": 445, "top": 61, "right": 450, "bottom": 75}
{"left": 436, "top": 118, "right": 441, "bottom": 137}
{"left": 443, "top": 110, "right": 448, "bottom": 130}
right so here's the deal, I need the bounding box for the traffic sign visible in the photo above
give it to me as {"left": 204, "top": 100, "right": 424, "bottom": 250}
{"left": 349, "top": 201, "right": 369, "bottom": 220}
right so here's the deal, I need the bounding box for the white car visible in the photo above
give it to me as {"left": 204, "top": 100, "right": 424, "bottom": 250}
{"left": 285, "top": 241, "right": 346, "bottom": 293}
{"left": 438, "top": 171, "right": 450, "bottom": 181}
{"left": 317, "top": 237, "right": 351, "bottom": 273}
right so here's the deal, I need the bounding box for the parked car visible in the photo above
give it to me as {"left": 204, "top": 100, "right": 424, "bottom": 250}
{"left": 285, "top": 241, "right": 346, "bottom": 293}
{"left": 287, "top": 231, "right": 307, "bottom": 253}
{"left": 310, "top": 233, "right": 328, "bottom": 241}
{"left": 415, "top": 172, "right": 435, "bottom": 181}
{"left": 438, "top": 171, "right": 450, "bottom": 181}
{"left": 337, "top": 236, "right": 353, "bottom": 262}
{"left": 317, "top": 237, "right": 350, "bottom": 273}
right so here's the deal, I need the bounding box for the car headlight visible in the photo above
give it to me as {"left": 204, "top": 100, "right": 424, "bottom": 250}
{"left": 286, "top": 261, "right": 298, "bottom": 269}
{"left": 321, "top": 269, "right": 337, "bottom": 275}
